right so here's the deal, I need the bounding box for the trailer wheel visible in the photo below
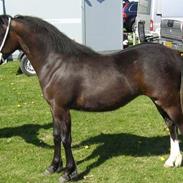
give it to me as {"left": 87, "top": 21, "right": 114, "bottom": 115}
{"left": 20, "top": 55, "right": 36, "bottom": 76}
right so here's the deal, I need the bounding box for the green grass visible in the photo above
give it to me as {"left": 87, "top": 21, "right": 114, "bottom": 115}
{"left": 0, "top": 61, "right": 183, "bottom": 183}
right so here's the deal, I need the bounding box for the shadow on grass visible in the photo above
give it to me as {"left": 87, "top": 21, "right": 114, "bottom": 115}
{"left": 0, "top": 123, "right": 52, "bottom": 148}
{"left": 0, "top": 124, "right": 179, "bottom": 180}
{"left": 73, "top": 133, "right": 172, "bottom": 180}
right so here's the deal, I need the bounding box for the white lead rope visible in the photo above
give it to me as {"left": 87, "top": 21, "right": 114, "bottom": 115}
{"left": 0, "top": 17, "right": 11, "bottom": 61}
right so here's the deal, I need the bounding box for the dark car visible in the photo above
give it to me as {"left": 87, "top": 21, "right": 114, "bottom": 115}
{"left": 123, "top": 1, "right": 138, "bottom": 32}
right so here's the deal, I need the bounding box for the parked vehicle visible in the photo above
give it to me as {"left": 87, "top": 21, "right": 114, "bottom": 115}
{"left": 161, "top": 18, "right": 183, "bottom": 52}
{"left": 18, "top": 52, "right": 36, "bottom": 76}
{"left": 123, "top": 1, "right": 138, "bottom": 32}
{"left": 135, "top": 0, "right": 183, "bottom": 42}
{"left": 135, "top": 0, "right": 161, "bottom": 41}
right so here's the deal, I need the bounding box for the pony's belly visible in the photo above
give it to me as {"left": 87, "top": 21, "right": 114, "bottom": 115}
{"left": 73, "top": 93, "right": 136, "bottom": 112}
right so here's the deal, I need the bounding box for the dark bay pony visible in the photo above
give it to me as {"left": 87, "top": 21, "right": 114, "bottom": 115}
{"left": 0, "top": 15, "right": 183, "bottom": 182}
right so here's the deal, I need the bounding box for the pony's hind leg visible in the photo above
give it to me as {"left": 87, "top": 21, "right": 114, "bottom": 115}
{"left": 164, "top": 124, "right": 182, "bottom": 167}
{"left": 155, "top": 104, "right": 182, "bottom": 167}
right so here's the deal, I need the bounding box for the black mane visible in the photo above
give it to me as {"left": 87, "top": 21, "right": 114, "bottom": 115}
{"left": 14, "top": 15, "right": 100, "bottom": 57}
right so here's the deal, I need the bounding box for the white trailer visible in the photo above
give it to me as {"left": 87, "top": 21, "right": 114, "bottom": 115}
{"left": 0, "top": 0, "right": 123, "bottom": 75}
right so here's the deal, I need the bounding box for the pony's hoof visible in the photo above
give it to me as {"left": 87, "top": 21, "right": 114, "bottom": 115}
{"left": 164, "top": 162, "right": 174, "bottom": 168}
{"left": 164, "top": 154, "right": 182, "bottom": 168}
{"left": 59, "top": 170, "right": 78, "bottom": 183}
{"left": 43, "top": 165, "right": 63, "bottom": 176}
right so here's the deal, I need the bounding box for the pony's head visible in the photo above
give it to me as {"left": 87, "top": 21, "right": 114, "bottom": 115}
{"left": 0, "top": 15, "right": 19, "bottom": 61}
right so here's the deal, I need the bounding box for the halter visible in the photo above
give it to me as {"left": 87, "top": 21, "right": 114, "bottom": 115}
{"left": 0, "top": 17, "right": 11, "bottom": 62}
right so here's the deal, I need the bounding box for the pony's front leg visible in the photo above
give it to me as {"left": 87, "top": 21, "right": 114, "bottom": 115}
{"left": 59, "top": 109, "right": 77, "bottom": 182}
{"left": 164, "top": 125, "right": 182, "bottom": 167}
{"left": 44, "top": 115, "right": 63, "bottom": 175}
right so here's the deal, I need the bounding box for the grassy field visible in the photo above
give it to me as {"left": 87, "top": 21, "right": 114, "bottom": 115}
{"left": 0, "top": 61, "right": 183, "bottom": 183}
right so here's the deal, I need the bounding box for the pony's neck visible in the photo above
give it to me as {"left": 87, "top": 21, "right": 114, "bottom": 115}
{"left": 12, "top": 19, "right": 48, "bottom": 74}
